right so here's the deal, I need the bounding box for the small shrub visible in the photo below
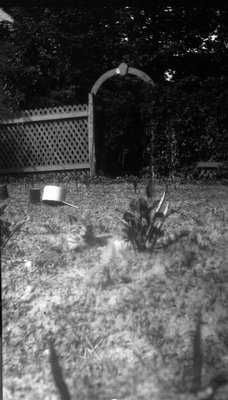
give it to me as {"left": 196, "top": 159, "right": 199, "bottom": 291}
{"left": 122, "top": 190, "right": 169, "bottom": 251}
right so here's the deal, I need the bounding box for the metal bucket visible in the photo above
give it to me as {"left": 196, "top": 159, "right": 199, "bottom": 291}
{"left": 42, "top": 185, "right": 78, "bottom": 209}
{"left": 30, "top": 188, "right": 41, "bottom": 204}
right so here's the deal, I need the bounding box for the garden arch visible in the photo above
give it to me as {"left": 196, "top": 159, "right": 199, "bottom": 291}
{"left": 88, "top": 63, "right": 155, "bottom": 176}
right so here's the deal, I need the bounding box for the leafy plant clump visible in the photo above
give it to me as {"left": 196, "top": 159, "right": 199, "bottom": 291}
{"left": 0, "top": 203, "right": 28, "bottom": 250}
{"left": 122, "top": 190, "right": 169, "bottom": 251}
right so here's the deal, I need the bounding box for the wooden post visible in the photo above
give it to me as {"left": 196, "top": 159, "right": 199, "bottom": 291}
{"left": 88, "top": 92, "right": 96, "bottom": 177}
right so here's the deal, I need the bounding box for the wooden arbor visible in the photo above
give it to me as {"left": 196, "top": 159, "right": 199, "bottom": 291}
{"left": 88, "top": 63, "right": 155, "bottom": 176}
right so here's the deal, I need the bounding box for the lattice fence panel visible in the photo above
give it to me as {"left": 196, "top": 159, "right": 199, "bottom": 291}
{"left": 0, "top": 104, "right": 90, "bottom": 172}
{"left": 0, "top": 104, "right": 88, "bottom": 119}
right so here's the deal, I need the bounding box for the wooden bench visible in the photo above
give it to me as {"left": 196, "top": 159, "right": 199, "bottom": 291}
{"left": 195, "top": 161, "right": 225, "bottom": 179}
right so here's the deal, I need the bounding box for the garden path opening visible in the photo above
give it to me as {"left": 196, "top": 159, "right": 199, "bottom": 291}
{"left": 88, "top": 63, "right": 154, "bottom": 176}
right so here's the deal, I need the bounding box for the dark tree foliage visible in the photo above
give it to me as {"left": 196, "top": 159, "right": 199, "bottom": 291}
{"left": 1, "top": 4, "right": 228, "bottom": 175}
{"left": 140, "top": 76, "right": 228, "bottom": 176}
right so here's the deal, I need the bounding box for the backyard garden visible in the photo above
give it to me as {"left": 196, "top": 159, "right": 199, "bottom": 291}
{"left": 1, "top": 173, "right": 228, "bottom": 400}
{"left": 1, "top": 4, "right": 228, "bottom": 400}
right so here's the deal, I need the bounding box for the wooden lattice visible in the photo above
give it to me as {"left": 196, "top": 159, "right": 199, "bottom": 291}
{"left": 0, "top": 104, "right": 90, "bottom": 173}
{"left": 0, "top": 104, "right": 88, "bottom": 120}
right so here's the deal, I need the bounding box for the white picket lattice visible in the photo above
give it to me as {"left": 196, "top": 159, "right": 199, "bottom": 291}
{"left": 0, "top": 104, "right": 90, "bottom": 173}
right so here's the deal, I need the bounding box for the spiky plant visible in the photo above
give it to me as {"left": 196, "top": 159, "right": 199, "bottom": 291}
{"left": 0, "top": 203, "right": 28, "bottom": 250}
{"left": 122, "top": 190, "right": 169, "bottom": 251}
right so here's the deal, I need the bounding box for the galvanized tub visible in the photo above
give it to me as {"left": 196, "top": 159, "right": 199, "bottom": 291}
{"left": 42, "top": 185, "right": 78, "bottom": 209}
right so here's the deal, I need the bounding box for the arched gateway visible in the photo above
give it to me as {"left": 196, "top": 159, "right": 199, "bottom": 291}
{"left": 0, "top": 63, "right": 154, "bottom": 175}
{"left": 88, "top": 63, "right": 154, "bottom": 176}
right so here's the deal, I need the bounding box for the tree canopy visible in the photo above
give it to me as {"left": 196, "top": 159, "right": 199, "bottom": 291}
{"left": 2, "top": 4, "right": 227, "bottom": 108}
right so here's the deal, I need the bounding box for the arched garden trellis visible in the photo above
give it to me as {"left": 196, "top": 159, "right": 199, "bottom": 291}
{"left": 88, "top": 63, "right": 155, "bottom": 176}
{"left": 0, "top": 63, "right": 154, "bottom": 175}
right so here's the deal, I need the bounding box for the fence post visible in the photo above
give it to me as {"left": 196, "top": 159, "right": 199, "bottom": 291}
{"left": 88, "top": 92, "right": 96, "bottom": 177}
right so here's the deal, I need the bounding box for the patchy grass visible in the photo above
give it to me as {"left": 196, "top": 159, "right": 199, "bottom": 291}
{"left": 2, "top": 179, "right": 228, "bottom": 400}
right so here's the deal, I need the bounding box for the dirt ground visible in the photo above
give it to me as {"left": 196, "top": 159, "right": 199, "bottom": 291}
{"left": 2, "top": 180, "right": 228, "bottom": 400}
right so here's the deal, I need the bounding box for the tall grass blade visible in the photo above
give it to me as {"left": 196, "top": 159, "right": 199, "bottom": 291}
{"left": 146, "top": 190, "right": 167, "bottom": 239}
{"left": 49, "top": 340, "right": 71, "bottom": 400}
{"left": 157, "top": 202, "right": 169, "bottom": 230}
{"left": 155, "top": 190, "right": 166, "bottom": 213}
{"left": 192, "top": 312, "right": 202, "bottom": 393}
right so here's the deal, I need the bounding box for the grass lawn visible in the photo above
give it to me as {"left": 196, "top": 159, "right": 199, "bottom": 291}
{"left": 1, "top": 179, "right": 228, "bottom": 400}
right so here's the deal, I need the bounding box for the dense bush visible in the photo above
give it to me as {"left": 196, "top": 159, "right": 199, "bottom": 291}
{"left": 141, "top": 76, "right": 228, "bottom": 176}
{"left": 95, "top": 75, "right": 228, "bottom": 176}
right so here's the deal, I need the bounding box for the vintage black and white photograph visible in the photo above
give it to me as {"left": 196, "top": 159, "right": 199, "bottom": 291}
{"left": 1, "top": 2, "right": 228, "bottom": 399}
